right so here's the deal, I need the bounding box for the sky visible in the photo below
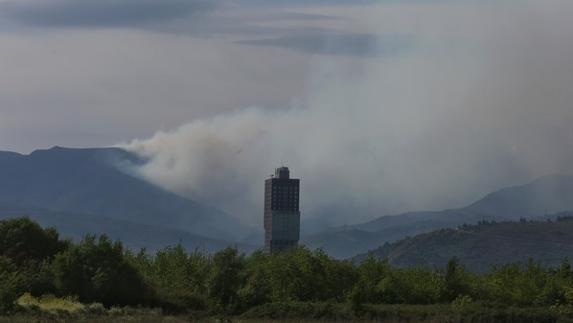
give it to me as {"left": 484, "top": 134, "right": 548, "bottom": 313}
{"left": 1, "top": 0, "right": 572, "bottom": 230}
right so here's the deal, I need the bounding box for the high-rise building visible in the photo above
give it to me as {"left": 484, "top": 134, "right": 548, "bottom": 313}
{"left": 264, "top": 167, "right": 300, "bottom": 252}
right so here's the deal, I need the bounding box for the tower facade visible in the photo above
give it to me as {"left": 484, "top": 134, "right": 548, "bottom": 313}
{"left": 264, "top": 167, "right": 300, "bottom": 252}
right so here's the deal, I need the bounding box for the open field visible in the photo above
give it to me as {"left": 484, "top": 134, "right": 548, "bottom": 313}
{"left": 3, "top": 303, "right": 573, "bottom": 323}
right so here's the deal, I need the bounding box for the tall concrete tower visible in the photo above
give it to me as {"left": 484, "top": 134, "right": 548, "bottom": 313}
{"left": 264, "top": 167, "right": 300, "bottom": 252}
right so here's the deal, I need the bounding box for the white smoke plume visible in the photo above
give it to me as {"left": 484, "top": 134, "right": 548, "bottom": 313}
{"left": 124, "top": 0, "right": 573, "bottom": 233}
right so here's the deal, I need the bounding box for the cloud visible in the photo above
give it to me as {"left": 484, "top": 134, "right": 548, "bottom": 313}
{"left": 238, "top": 32, "right": 414, "bottom": 57}
{"left": 0, "top": 0, "right": 213, "bottom": 28}
{"left": 235, "top": 0, "right": 438, "bottom": 5}
{"left": 123, "top": 0, "right": 573, "bottom": 233}
{"left": 1, "top": 0, "right": 571, "bottom": 234}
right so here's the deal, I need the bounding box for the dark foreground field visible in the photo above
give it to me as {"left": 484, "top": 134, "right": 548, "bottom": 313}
{"left": 3, "top": 303, "right": 573, "bottom": 323}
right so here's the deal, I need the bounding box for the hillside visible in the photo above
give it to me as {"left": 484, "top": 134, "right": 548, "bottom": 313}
{"left": 464, "top": 175, "right": 573, "bottom": 217}
{"left": 304, "top": 175, "right": 573, "bottom": 258}
{"left": 0, "top": 147, "right": 248, "bottom": 244}
{"left": 0, "top": 204, "right": 254, "bottom": 253}
{"left": 354, "top": 213, "right": 573, "bottom": 271}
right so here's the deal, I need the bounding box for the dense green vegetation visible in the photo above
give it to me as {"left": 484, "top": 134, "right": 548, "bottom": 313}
{"left": 3, "top": 217, "right": 573, "bottom": 322}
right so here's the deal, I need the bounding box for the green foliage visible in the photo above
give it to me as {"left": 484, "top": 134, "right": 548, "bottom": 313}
{"left": 0, "top": 256, "right": 23, "bottom": 313}
{"left": 349, "top": 256, "right": 389, "bottom": 311}
{"left": 127, "top": 245, "right": 209, "bottom": 311}
{"left": 0, "top": 255, "right": 55, "bottom": 313}
{"left": 236, "top": 251, "right": 273, "bottom": 310}
{"left": 50, "top": 235, "right": 151, "bottom": 306}
{"left": 0, "top": 217, "right": 67, "bottom": 304}
{"left": 236, "top": 247, "right": 357, "bottom": 312}
{"left": 0, "top": 217, "right": 67, "bottom": 266}
{"left": 377, "top": 267, "right": 444, "bottom": 304}
{"left": 207, "top": 247, "right": 245, "bottom": 312}
{"left": 451, "top": 294, "right": 474, "bottom": 308}
{"left": 442, "top": 256, "right": 474, "bottom": 301}
{"left": 485, "top": 260, "right": 548, "bottom": 306}
{"left": 6, "top": 216, "right": 573, "bottom": 320}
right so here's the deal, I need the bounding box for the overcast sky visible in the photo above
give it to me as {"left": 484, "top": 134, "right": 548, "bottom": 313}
{"left": 1, "top": 0, "right": 572, "bottom": 228}
{"left": 0, "top": 0, "right": 384, "bottom": 152}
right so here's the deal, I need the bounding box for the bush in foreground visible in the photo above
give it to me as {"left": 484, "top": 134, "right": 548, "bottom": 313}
{"left": 4, "top": 217, "right": 573, "bottom": 321}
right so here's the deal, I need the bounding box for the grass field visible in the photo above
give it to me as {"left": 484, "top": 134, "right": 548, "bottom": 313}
{"left": 4, "top": 302, "right": 573, "bottom": 323}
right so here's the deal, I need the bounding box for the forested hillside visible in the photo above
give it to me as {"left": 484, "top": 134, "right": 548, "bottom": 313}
{"left": 305, "top": 175, "right": 573, "bottom": 258}
{"left": 355, "top": 213, "right": 573, "bottom": 271}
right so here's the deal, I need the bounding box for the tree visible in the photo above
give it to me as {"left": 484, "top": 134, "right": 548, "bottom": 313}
{"left": 377, "top": 267, "right": 443, "bottom": 304}
{"left": 0, "top": 256, "right": 23, "bottom": 313}
{"left": 237, "top": 251, "right": 272, "bottom": 311}
{"left": 443, "top": 256, "right": 471, "bottom": 301}
{"left": 0, "top": 217, "right": 67, "bottom": 266}
{"left": 127, "top": 245, "right": 210, "bottom": 311}
{"left": 207, "top": 247, "right": 245, "bottom": 312}
{"left": 0, "top": 218, "right": 66, "bottom": 299}
{"left": 51, "top": 235, "right": 151, "bottom": 306}
{"left": 485, "top": 260, "right": 547, "bottom": 306}
{"left": 349, "top": 256, "right": 389, "bottom": 309}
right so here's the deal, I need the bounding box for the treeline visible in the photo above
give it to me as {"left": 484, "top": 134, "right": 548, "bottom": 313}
{"left": 457, "top": 213, "right": 573, "bottom": 232}
{"left": 3, "top": 217, "right": 573, "bottom": 317}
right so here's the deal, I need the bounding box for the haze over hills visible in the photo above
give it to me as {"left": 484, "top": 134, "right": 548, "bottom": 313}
{"left": 2, "top": 146, "right": 572, "bottom": 258}
{"left": 353, "top": 213, "right": 573, "bottom": 272}
{"left": 304, "top": 175, "right": 573, "bottom": 258}
{"left": 0, "top": 204, "right": 249, "bottom": 253}
{"left": 0, "top": 147, "right": 250, "bottom": 251}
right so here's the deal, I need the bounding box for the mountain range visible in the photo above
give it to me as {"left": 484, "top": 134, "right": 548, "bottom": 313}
{"left": 303, "top": 174, "right": 573, "bottom": 258}
{"left": 1, "top": 146, "right": 572, "bottom": 258}
{"left": 353, "top": 212, "right": 573, "bottom": 271}
{"left": 0, "top": 147, "right": 251, "bottom": 252}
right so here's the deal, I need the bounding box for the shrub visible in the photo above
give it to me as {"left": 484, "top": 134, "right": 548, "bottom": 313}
{"left": 126, "top": 245, "right": 210, "bottom": 312}
{"left": 207, "top": 247, "right": 245, "bottom": 312}
{"left": 16, "top": 293, "right": 85, "bottom": 314}
{"left": 0, "top": 256, "right": 24, "bottom": 313}
{"left": 0, "top": 218, "right": 67, "bottom": 266}
{"left": 50, "top": 235, "right": 152, "bottom": 306}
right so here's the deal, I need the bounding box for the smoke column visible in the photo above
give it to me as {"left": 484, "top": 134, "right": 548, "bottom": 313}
{"left": 124, "top": 0, "right": 573, "bottom": 232}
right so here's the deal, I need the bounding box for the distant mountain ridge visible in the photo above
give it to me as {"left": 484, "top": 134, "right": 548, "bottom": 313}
{"left": 2, "top": 146, "right": 572, "bottom": 258}
{"left": 304, "top": 174, "right": 573, "bottom": 258}
{"left": 464, "top": 174, "right": 573, "bottom": 217}
{"left": 0, "top": 146, "right": 248, "bottom": 250}
{"left": 0, "top": 204, "right": 254, "bottom": 253}
{"left": 353, "top": 213, "right": 573, "bottom": 271}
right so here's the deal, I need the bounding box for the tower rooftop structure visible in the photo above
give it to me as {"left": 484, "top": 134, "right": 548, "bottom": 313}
{"left": 275, "top": 167, "right": 290, "bottom": 179}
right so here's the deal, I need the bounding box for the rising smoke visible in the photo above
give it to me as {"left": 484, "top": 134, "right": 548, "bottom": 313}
{"left": 124, "top": 0, "right": 573, "bottom": 232}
